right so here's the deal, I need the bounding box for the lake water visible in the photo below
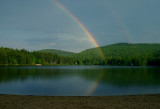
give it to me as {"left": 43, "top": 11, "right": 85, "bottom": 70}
{"left": 0, "top": 66, "right": 160, "bottom": 96}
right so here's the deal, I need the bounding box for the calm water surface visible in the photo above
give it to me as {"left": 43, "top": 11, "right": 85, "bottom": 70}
{"left": 0, "top": 66, "right": 160, "bottom": 96}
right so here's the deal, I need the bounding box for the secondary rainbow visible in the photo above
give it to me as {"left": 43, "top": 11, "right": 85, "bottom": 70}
{"left": 53, "top": 0, "right": 106, "bottom": 59}
{"left": 53, "top": 0, "right": 135, "bottom": 96}
{"left": 103, "top": 1, "right": 133, "bottom": 43}
{"left": 88, "top": 2, "right": 134, "bottom": 96}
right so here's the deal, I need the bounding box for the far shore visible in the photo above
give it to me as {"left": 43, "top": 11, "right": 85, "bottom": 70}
{"left": 0, "top": 64, "right": 160, "bottom": 67}
{"left": 0, "top": 64, "right": 63, "bottom": 66}
{"left": 0, "top": 94, "right": 160, "bottom": 109}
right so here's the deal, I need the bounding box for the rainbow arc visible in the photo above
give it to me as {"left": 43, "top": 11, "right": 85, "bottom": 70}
{"left": 52, "top": 0, "right": 133, "bottom": 96}
{"left": 54, "top": 0, "right": 106, "bottom": 60}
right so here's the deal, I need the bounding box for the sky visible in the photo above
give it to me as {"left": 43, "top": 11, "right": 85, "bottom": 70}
{"left": 0, "top": 0, "right": 160, "bottom": 52}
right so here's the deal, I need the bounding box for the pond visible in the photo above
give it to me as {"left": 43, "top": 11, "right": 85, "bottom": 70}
{"left": 0, "top": 65, "right": 160, "bottom": 96}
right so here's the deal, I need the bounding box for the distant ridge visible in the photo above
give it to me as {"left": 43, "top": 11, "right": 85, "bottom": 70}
{"left": 37, "top": 49, "right": 75, "bottom": 56}
{"left": 0, "top": 43, "right": 160, "bottom": 66}
{"left": 37, "top": 43, "right": 160, "bottom": 58}
{"left": 76, "top": 43, "right": 160, "bottom": 58}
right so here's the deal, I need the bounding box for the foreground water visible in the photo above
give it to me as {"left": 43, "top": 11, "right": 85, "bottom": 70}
{"left": 0, "top": 66, "right": 160, "bottom": 96}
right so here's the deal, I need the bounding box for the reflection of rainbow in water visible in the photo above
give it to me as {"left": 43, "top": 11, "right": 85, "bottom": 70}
{"left": 53, "top": 0, "right": 133, "bottom": 96}
{"left": 87, "top": 1, "right": 134, "bottom": 95}
{"left": 87, "top": 71, "right": 105, "bottom": 96}
{"left": 54, "top": 0, "right": 105, "bottom": 59}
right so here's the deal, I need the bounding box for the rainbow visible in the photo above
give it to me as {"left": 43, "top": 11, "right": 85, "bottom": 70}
{"left": 52, "top": 0, "right": 133, "bottom": 96}
{"left": 103, "top": 1, "right": 133, "bottom": 43}
{"left": 87, "top": 2, "right": 134, "bottom": 95}
{"left": 87, "top": 71, "right": 105, "bottom": 96}
{"left": 53, "top": 0, "right": 106, "bottom": 59}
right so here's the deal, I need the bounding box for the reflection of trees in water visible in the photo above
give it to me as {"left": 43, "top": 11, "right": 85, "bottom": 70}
{"left": 0, "top": 67, "right": 160, "bottom": 86}
{"left": 0, "top": 68, "right": 71, "bottom": 83}
{"left": 79, "top": 68, "right": 160, "bottom": 86}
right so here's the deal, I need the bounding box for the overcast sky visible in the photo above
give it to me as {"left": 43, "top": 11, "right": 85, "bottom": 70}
{"left": 0, "top": 0, "right": 160, "bottom": 52}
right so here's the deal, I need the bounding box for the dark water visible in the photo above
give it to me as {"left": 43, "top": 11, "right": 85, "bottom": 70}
{"left": 0, "top": 66, "right": 160, "bottom": 96}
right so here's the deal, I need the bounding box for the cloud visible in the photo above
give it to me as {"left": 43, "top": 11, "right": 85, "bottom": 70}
{"left": 54, "top": 33, "right": 91, "bottom": 42}
{"left": 49, "top": 43, "right": 56, "bottom": 46}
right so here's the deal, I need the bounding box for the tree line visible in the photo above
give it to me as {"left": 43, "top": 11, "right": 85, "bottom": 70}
{"left": 0, "top": 43, "right": 160, "bottom": 66}
{"left": 71, "top": 43, "right": 160, "bottom": 66}
{"left": 0, "top": 47, "right": 77, "bottom": 65}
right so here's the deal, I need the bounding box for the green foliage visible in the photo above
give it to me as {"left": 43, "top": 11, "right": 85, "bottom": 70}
{"left": 71, "top": 43, "right": 160, "bottom": 66}
{"left": 0, "top": 47, "right": 77, "bottom": 65}
{"left": 0, "top": 43, "right": 160, "bottom": 66}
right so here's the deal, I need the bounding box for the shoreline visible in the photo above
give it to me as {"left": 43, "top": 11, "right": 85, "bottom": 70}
{"left": 0, "top": 94, "right": 160, "bottom": 109}
{"left": 1, "top": 64, "right": 160, "bottom": 67}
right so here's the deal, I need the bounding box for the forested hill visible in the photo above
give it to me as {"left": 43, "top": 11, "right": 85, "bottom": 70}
{"left": 37, "top": 49, "right": 75, "bottom": 56}
{"left": 0, "top": 47, "right": 77, "bottom": 65}
{"left": 0, "top": 43, "right": 160, "bottom": 66}
{"left": 72, "top": 43, "right": 160, "bottom": 66}
{"left": 75, "top": 43, "right": 160, "bottom": 58}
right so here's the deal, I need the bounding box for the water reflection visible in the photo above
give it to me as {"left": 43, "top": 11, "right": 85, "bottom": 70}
{"left": 0, "top": 66, "right": 160, "bottom": 95}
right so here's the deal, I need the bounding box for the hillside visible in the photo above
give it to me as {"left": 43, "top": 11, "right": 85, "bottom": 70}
{"left": 37, "top": 49, "right": 75, "bottom": 56}
{"left": 0, "top": 43, "right": 160, "bottom": 66}
{"left": 76, "top": 43, "right": 160, "bottom": 58}
{"left": 72, "top": 43, "right": 160, "bottom": 65}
